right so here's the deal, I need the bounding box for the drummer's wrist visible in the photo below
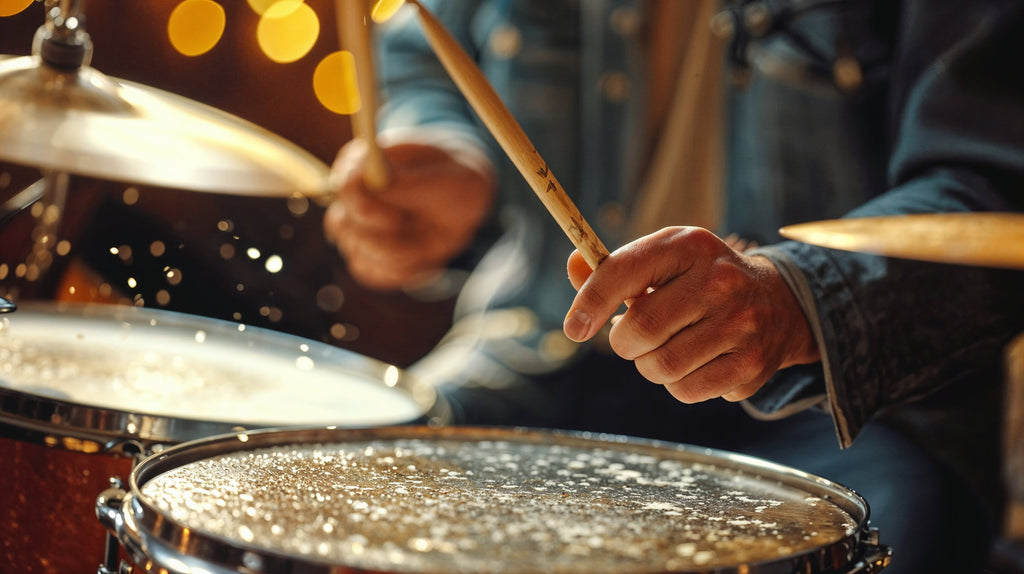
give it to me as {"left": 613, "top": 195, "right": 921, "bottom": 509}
{"left": 750, "top": 254, "right": 822, "bottom": 368}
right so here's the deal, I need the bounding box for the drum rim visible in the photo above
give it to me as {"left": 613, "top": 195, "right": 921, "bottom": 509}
{"left": 0, "top": 301, "right": 447, "bottom": 450}
{"left": 116, "top": 425, "right": 877, "bottom": 574}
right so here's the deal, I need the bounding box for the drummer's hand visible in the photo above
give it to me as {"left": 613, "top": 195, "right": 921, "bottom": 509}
{"left": 563, "top": 227, "right": 820, "bottom": 403}
{"left": 323, "top": 138, "right": 495, "bottom": 290}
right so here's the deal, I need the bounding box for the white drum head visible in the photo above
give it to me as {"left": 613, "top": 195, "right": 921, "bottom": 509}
{"left": 0, "top": 302, "right": 442, "bottom": 446}
{"left": 106, "top": 426, "right": 889, "bottom": 574}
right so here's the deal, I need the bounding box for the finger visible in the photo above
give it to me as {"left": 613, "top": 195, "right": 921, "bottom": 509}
{"left": 658, "top": 342, "right": 778, "bottom": 404}
{"left": 564, "top": 227, "right": 724, "bottom": 343}
{"left": 384, "top": 158, "right": 493, "bottom": 218}
{"left": 331, "top": 144, "right": 411, "bottom": 232}
{"left": 323, "top": 199, "right": 342, "bottom": 241}
{"left": 563, "top": 252, "right": 668, "bottom": 343}
{"left": 563, "top": 265, "right": 634, "bottom": 343}
{"left": 629, "top": 314, "right": 728, "bottom": 383}
{"left": 566, "top": 249, "right": 592, "bottom": 291}
{"left": 348, "top": 259, "right": 440, "bottom": 290}
{"left": 379, "top": 141, "right": 452, "bottom": 166}
{"left": 721, "top": 379, "right": 763, "bottom": 402}
{"left": 331, "top": 139, "right": 371, "bottom": 190}
{"left": 605, "top": 269, "right": 707, "bottom": 359}
{"left": 339, "top": 184, "right": 411, "bottom": 232}
{"left": 334, "top": 142, "right": 442, "bottom": 205}
{"left": 340, "top": 231, "right": 445, "bottom": 290}
{"left": 346, "top": 257, "right": 432, "bottom": 290}
{"left": 661, "top": 352, "right": 756, "bottom": 404}
{"left": 573, "top": 227, "right": 714, "bottom": 309}
{"left": 336, "top": 222, "right": 424, "bottom": 265}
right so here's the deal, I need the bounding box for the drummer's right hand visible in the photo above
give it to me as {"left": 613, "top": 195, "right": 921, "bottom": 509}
{"left": 324, "top": 137, "right": 495, "bottom": 290}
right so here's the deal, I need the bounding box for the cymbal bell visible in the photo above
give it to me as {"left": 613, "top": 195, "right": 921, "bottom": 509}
{"left": 0, "top": 55, "right": 330, "bottom": 196}
{"left": 779, "top": 212, "right": 1024, "bottom": 270}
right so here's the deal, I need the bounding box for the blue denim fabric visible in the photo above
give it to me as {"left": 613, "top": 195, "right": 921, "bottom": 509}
{"left": 739, "top": 0, "right": 1024, "bottom": 448}
{"left": 377, "top": 0, "right": 642, "bottom": 330}
{"left": 379, "top": 0, "right": 1024, "bottom": 437}
{"left": 376, "top": 2, "right": 1024, "bottom": 570}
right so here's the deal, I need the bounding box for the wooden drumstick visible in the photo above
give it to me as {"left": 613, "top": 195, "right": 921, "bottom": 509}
{"left": 337, "top": 0, "right": 389, "bottom": 189}
{"left": 405, "top": 0, "right": 609, "bottom": 269}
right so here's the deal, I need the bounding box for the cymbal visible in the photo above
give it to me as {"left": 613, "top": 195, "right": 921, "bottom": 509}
{"left": 779, "top": 212, "right": 1024, "bottom": 270}
{"left": 0, "top": 55, "right": 330, "bottom": 196}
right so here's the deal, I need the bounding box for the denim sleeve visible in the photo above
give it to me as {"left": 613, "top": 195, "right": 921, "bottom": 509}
{"left": 375, "top": 0, "right": 491, "bottom": 155}
{"left": 746, "top": 0, "right": 1024, "bottom": 448}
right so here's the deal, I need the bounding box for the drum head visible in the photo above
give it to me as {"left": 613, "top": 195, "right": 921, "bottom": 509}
{"left": 0, "top": 302, "right": 443, "bottom": 448}
{"left": 119, "top": 426, "right": 879, "bottom": 574}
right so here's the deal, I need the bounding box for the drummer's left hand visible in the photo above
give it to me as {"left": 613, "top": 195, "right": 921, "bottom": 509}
{"left": 563, "top": 227, "right": 821, "bottom": 403}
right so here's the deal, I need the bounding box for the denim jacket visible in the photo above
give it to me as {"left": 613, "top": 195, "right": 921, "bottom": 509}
{"left": 375, "top": 0, "right": 1024, "bottom": 451}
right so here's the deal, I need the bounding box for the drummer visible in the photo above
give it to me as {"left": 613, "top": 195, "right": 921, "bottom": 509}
{"left": 323, "top": 1, "right": 1024, "bottom": 573}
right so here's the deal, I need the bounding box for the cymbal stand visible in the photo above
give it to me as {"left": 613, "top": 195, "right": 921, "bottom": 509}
{"left": 1005, "top": 333, "right": 1024, "bottom": 543}
{"left": 33, "top": 0, "right": 92, "bottom": 70}
{"left": 0, "top": 0, "right": 85, "bottom": 305}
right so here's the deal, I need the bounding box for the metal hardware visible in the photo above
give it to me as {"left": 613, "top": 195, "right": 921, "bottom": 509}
{"left": 96, "top": 477, "right": 127, "bottom": 574}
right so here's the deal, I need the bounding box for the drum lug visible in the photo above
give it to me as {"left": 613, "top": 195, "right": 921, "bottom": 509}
{"left": 96, "top": 477, "right": 128, "bottom": 574}
{"left": 846, "top": 526, "right": 893, "bottom": 573}
{"left": 95, "top": 476, "right": 126, "bottom": 532}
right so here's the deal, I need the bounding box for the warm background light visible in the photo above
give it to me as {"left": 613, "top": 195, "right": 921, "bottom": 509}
{"left": 167, "top": 0, "right": 226, "bottom": 57}
{"left": 246, "top": 0, "right": 280, "bottom": 16}
{"left": 256, "top": 0, "right": 319, "bottom": 63}
{"left": 371, "top": 0, "right": 405, "bottom": 23}
{"left": 313, "top": 50, "right": 361, "bottom": 115}
{"left": 0, "top": 0, "right": 32, "bottom": 18}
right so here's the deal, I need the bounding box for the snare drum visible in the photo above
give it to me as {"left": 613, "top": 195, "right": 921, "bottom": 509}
{"left": 0, "top": 301, "right": 446, "bottom": 574}
{"left": 99, "top": 425, "right": 891, "bottom": 573}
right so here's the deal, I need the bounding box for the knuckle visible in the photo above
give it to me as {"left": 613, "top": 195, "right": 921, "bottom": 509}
{"left": 706, "top": 258, "right": 747, "bottom": 294}
{"left": 347, "top": 261, "right": 386, "bottom": 288}
{"left": 607, "top": 330, "right": 632, "bottom": 358}
{"left": 671, "top": 226, "right": 719, "bottom": 252}
{"left": 626, "top": 304, "right": 666, "bottom": 342}
{"left": 728, "top": 306, "right": 761, "bottom": 339}
{"left": 721, "top": 349, "right": 765, "bottom": 384}
{"left": 665, "top": 377, "right": 717, "bottom": 404}
{"left": 722, "top": 380, "right": 761, "bottom": 402}
{"left": 635, "top": 350, "right": 686, "bottom": 385}
{"left": 578, "top": 282, "right": 616, "bottom": 314}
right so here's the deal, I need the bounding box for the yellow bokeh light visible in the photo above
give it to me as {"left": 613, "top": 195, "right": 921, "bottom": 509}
{"left": 371, "top": 0, "right": 405, "bottom": 23}
{"left": 257, "top": 0, "right": 320, "bottom": 64}
{"left": 313, "top": 50, "right": 362, "bottom": 115}
{"left": 167, "top": 0, "right": 226, "bottom": 57}
{"left": 246, "top": 0, "right": 280, "bottom": 15}
{"left": 0, "top": 0, "right": 33, "bottom": 18}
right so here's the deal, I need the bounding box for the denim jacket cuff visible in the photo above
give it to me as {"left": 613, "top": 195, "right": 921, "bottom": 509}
{"left": 743, "top": 244, "right": 856, "bottom": 448}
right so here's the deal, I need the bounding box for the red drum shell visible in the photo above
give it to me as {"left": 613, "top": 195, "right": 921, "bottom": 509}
{"left": 0, "top": 433, "right": 131, "bottom": 573}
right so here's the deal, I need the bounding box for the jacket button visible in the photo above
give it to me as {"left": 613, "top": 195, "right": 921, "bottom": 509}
{"left": 489, "top": 25, "right": 522, "bottom": 59}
